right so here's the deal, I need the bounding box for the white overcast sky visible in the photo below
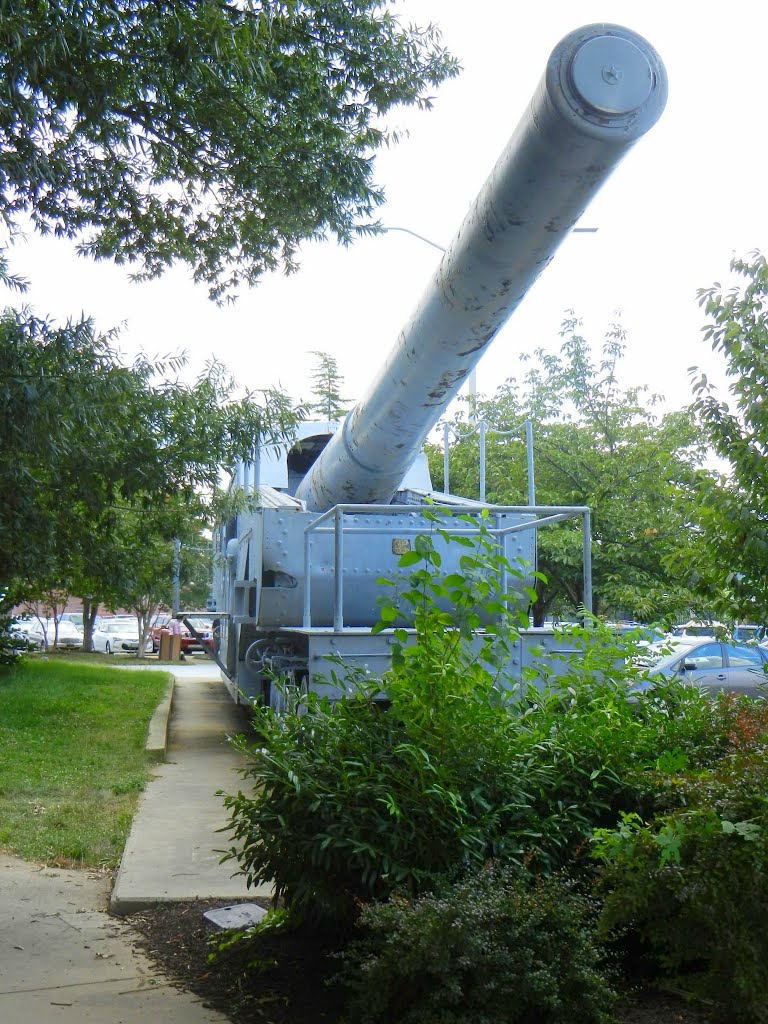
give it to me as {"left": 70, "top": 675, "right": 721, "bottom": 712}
{"left": 7, "top": 1, "right": 767, "bottom": 417}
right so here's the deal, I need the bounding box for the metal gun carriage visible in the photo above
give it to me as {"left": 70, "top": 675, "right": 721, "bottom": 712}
{"left": 210, "top": 23, "right": 668, "bottom": 706}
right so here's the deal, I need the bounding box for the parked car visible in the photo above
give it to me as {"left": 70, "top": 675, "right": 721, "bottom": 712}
{"left": 612, "top": 622, "right": 665, "bottom": 649}
{"left": 61, "top": 611, "right": 108, "bottom": 633}
{"left": 733, "top": 623, "right": 766, "bottom": 643}
{"left": 8, "top": 617, "right": 85, "bottom": 650}
{"left": 7, "top": 618, "right": 46, "bottom": 652}
{"left": 184, "top": 616, "right": 215, "bottom": 652}
{"left": 151, "top": 613, "right": 214, "bottom": 653}
{"left": 25, "top": 618, "right": 84, "bottom": 650}
{"left": 664, "top": 622, "right": 765, "bottom": 645}
{"left": 667, "top": 621, "right": 725, "bottom": 641}
{"left": 92, "top": 619, "right": 152, "bottom": 655}
{"left": 631, "top": 638, "right": 768, "bottom": 699}
{"left": 49, "top": 619, "right": 84, "bottom": 649}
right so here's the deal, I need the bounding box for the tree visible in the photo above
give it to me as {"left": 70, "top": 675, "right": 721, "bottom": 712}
{"left": 0, "top": 309, "right": 301, "bottom": 614}
{"left": 0, "top": 2, "right": 458, "bottom": 299}
{"left": 309, "top": 349, "right": 352, "bottom": 420}
{"left": 20, "top": 586, "right": 71, "bottom": 650}
{"left": 428, "top": 316, "right": 706, "bottom": 624}
{"left": 97, "top": 504, "right": 208, "bottom": 657}
{"left": 677, "top": 252, "right": 768, "bottom": 624}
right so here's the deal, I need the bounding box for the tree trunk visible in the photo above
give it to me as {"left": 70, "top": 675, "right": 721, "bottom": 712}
{"left": 82, "top": 599, "right": 100, "bottom": 652}
{"left": 531, "top": 580, "right": 555, "bottom": 627}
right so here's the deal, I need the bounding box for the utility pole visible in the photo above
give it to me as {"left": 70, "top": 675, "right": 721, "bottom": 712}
{"left": 171, "top": 537, "right": 181, "bottom": 615}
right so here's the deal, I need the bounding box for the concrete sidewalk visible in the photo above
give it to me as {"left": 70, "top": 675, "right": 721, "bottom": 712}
{"left": 0, "top": 665, "right": 273, "bottom": 1022}
{"left": 0, "top": 856, "right": 229, "bottom": 1023}
{"left": 111, "top": 666, "right": 272, "bottom": 914}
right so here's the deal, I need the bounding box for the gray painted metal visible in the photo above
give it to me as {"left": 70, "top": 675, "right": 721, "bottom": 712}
{"left": 444, "top": 417, "right": 537, "bottom": 505}
{"left": 225, "top": 500, "right": 537, "bottom": 631}
{"left": 525, "top": 420, "right": 535, "bottom": 506}
{"left": 295, "top": 23, "right": 667, "bottom": 513}
{"left": 298, "top": 502, "right": 589, "bottom": 630}
{"left": 301, "top": 626, "right": 591, "bottom": 697}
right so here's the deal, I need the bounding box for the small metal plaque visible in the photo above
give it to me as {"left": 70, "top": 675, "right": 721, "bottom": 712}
{"left": 391, "top": 538, "right": 412, "bottom": 555}
{"left": 203, "top": 903, "right": 267, "bottom": 931}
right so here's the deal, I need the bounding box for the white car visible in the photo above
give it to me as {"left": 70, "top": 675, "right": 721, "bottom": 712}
{"left": 667, "top": 621, "right": 725, "bottom": 641}
{"left": 49, "top": 619, "right": 84, "bottom": 649}
{"left": 24, "top": 618, "right": 84, "bottom": 650}
{"left": 92, "top": 620, "right": 153, "bottom": 655}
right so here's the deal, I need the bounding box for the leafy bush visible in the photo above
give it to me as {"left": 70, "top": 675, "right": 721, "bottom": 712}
{"left": 335, "top": 866, "right": 617, "bottom": 1024}
{"left": 592, "top": 738, "right": 768, "bottom": 1021}
{"left": 221, "top": 519, "right": 531, "bottom": 923}
{"left": 507, "top": 636, "right": 730, "bottom": 847}
{"left": 373, "top": 509, "right": 531, "bottom": 704}
{"left": 221, "top": 516, "right": 734, "bottom": 927}
{"left": 222, "top": 521, "right": 619, "bottom": 924}
{"left": 218, "top": 511, "right": 768, "bottom": 1020}
{"left": 0, "top": 624, "right": 22, "bottom": 664}
{"left": 222, "top": 662, "right": 585, "bottom": 925}
{"left": 710, "top": 690, "right": 768, "bottom": 756}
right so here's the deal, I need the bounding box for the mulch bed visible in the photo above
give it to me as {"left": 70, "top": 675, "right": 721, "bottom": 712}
{"left": 129, "top": 899, "right": 346, "bottom": 1023}
{"left": 128, "top": 899, "right": 716, "bottom": 1024}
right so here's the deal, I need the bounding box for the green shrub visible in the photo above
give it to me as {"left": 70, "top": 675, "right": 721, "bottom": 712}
{"left": 219, "top": 521, "right": 634, "bottom": 925}
{"left": 221, "top": 520, "right": 531, "bottom": 923}
{"left": 335, "top": 867, "right": 617, "bottom": 1024}
{"left": 222, "top": 683, "right": 479, "bottom": 925}
{"left": 592, "top": 746, "right": 768, "bottom": 1022}
{"left": 222, "top": 668, "right": 593, "bottom": 926}
{"left": 221, "top": 517, "right": 740, "bottom": 928}
{"left": 709, "top": 690, "right": 768, "bottom": 756}
{"left": 221, "top": 655, "right": 676, "bottom": 928}
{"left": 507, "top": 638, "right": 729, "bottom": 847}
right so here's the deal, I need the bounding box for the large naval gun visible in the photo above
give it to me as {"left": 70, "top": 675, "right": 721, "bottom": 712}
{"left": 212, "top": 24, "right": 668, "bottom": 706}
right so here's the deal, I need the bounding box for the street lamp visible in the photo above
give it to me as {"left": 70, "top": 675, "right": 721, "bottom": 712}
{"left": 382, "top": 223, "right": 597, "bottom": 247}
{"left": 380, "top": 225, "right": 446, "bottom": 252}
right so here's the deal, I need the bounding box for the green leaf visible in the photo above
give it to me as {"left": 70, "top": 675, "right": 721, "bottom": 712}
{"left": 654, "top": 823, "right": 683, "bottom": 867}
{"left": 0, "top": 4, "right": 459, "bottom": 300}
{"left": 398, "top": 551, "right": 423, "bottom": 567}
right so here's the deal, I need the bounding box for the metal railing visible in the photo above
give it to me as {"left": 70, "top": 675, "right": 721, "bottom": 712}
{"left": 443, "top": 418, "right": 536, "bottom": 504}
{"left": 302, "top": 503, "right": 591, "bottom": 631}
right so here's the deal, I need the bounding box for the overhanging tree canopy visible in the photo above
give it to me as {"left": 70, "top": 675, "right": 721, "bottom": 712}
{"left": 0, "top": 308, "right": 300, "bottom": 602}
{"left": 676, "top": 251, "right": 768, "bottom": 623}
{"left": 0, "top": 1, "right": 459, "bottom": 298}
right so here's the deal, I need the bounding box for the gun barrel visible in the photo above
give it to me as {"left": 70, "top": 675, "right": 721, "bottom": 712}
{"left": 296, "top": 24, "right": 667, "bottom": 513}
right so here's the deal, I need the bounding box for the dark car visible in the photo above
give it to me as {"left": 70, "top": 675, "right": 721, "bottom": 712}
{"left": 632, "top": 639, "right": 768, "bottom": 699}
{"left": 151, "top": 613, "right": 214, "bottom": 653}
{"left": 183, "top": 616, "right": 215, "bottom": 652}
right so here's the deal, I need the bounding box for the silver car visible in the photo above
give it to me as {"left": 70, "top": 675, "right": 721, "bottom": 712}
{"left": 8, "top": 618, "right": 46, "bottom": 651}
{"left": 635, "top": 639, "right": 768, "bottom": 698}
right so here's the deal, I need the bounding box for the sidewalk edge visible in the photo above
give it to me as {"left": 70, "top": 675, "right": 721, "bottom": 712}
{"left": 145, "top": 676, "right": 175, "bottom": 762}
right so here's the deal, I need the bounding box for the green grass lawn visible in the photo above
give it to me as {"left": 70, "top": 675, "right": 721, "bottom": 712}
{"left": 0, "top": 658, "right": 171, "bottom": 867}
